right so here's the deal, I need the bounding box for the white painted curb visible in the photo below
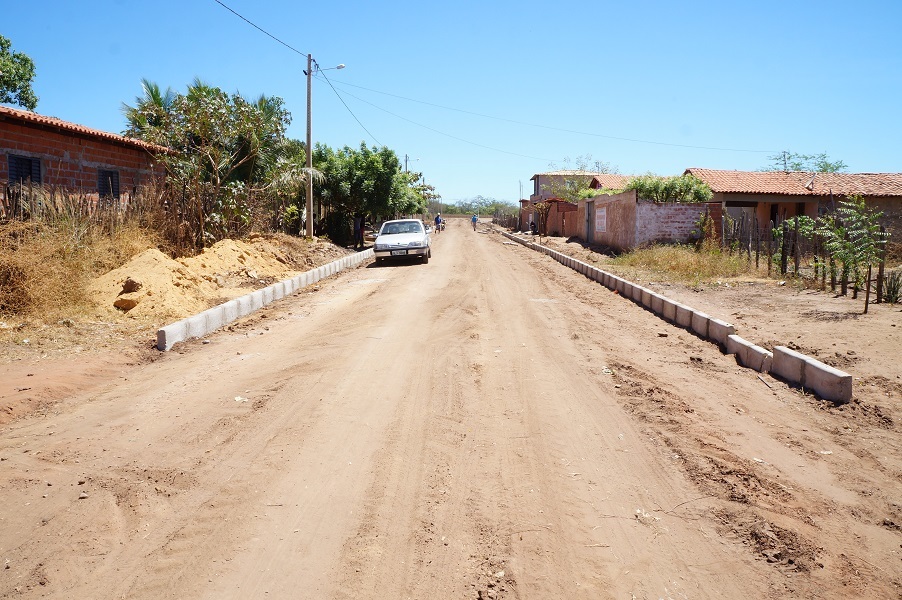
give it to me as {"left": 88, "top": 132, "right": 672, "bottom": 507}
{"left": 499, "top": 230, "right": 854, "bottom": 402}
{"left": 157, "top": 249, "right": 374, "bottom": 351}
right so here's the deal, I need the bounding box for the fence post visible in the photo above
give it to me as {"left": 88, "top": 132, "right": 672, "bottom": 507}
{"left": 754, "top": 215, "right": 760, "bottom": 269}
{"left": 793, "top": 216, "right": 801, "bottom": 276}
{"left": 830, "top": 257, "right": 837, "bottom": 291}
{"left": 820, "top": 237, "right": 827, "bottom": 290}
{"left": 767, "top": 220, "right": 774, "bottom": 277}
{"left": 864, "top": 265, "right": 872, "bottom": 314}
{"left": 780, "top": 221, "right": 789, "bottom": 275}
{"left": 746, "top": 214, "right": 752, "bottom": 262}
{"left": 876, "top": 226, "right": 886, "bottom": 303}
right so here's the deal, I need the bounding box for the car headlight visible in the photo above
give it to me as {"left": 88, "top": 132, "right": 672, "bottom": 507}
{"left": 408, "top": 240, "right": 424, "bottom": 247}
{"left": 375, "top": 243, "right": 387, "bottom": 250}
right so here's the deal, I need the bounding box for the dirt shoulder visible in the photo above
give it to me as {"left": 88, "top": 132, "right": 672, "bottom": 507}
{"left": 536, "top": 234, "right": 902, "bottom": 413}
{"left": 0, "top": 234, "right": 354, "bottom": 426}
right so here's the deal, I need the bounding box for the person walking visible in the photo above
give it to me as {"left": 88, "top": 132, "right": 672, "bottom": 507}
{"left": 471, "top": 214, "right": 478, "bottom": 231}
{"left": 434, "top": 213, "right": 442, "bottom": 233}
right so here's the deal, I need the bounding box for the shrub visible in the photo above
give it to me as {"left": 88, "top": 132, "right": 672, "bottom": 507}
{"left": 625, "top": 174, "right": 713, "bottom": 203}
{"left": 885, "top": 270, "right": 901, "bottom": 304}
{"left": 613, "top": 244, "right": 756, "bottom": 284}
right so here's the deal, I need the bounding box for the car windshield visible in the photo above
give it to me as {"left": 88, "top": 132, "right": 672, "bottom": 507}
{"left": 380, "top": 221, "right": 423, "bottom": 235}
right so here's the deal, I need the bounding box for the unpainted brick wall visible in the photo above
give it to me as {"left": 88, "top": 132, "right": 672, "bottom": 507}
{"left": 0, "top": 120, "right": 163, "bottom": 200}
{"left": 634, "top": 201, "right": 715, "bottom": 246}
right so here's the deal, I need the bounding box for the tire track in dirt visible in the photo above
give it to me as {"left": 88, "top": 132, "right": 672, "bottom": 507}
{"left": 494, "top": 230, "right": 901, "bottom": 598}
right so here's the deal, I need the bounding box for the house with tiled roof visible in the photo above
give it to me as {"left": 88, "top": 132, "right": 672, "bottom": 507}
{"left": 1, "top": 105, "right": 165, "bottom": 217}
{"left": 589, "top": 173, "right": 633, "bottom": 192}
{"left": 685, "top": 168, "right": 902, "bottom": 255}
{"left": 521, "top": 170, "right": 602, "bottom": 236}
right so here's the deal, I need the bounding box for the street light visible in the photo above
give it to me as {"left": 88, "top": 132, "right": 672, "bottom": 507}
{"left": 305, "top": 57, "right": 344, "bottom": 237}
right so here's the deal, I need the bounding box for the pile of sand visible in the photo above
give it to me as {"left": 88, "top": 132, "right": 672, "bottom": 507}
{"left": 177, "top": 239, "right": 293, "bottom": 281}
{"left": 89, "top": 237, "right": 342, "bottom": 321}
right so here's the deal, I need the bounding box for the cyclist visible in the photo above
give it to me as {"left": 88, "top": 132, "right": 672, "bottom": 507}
{"left": 471, "top": 214, "right": 478, "bottom": 231}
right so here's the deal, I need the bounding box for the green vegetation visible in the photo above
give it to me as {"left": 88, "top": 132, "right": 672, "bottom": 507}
{"left": 122, "top": 78, "right": 431, "bottom": 248}
{"left": 816, "top": 196, "right": 888, "bottom": 299}
{"left": 442, "top": 195, "right": 518, "bottom": 216}
{"left": 760, "top": 151, "right": 847, "bottom": 173}
{"left": 123, "top": 78, "right": 295, "bottom": 247}
{"left": 625, "top": 174, "right": 712, "bottom": 203}
{"left": 884, "top": 270, "right": 901, "bottom": 304}
{"left": 540, "top": 154, "right": 618, "bottom": 204}
{"left": 0, "top": 34, "right": 38, "bottom": 110}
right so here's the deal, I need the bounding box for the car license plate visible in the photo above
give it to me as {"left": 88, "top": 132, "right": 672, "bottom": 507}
{"left": 391, "top": 250, "right": 407, "bottom": 256}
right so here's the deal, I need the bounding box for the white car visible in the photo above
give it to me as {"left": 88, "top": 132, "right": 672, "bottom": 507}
{"left": 373, "top": 219, "right": 432, "bottom": 264}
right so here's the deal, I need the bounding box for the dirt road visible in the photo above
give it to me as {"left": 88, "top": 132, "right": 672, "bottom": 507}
{"left": 1, "top": 219, "right": 899, "bottom": 599}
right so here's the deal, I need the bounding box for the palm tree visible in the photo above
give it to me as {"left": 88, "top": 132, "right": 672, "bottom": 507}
{"left": 121, "top": 78, "right": 176, "bottom": 137}
{"left": 264, "top": 139, "right": 324, "bottom": 231}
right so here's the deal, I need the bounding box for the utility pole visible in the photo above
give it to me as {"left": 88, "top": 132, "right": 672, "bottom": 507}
{"left": 305, "top": 53, "right": 314, "bottom": 238}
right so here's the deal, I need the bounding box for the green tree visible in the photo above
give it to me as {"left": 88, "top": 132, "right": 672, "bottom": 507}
{"left": 262, "top": 138, "right": 323, "bottom": 234}
{"left": 121, "top": 78, "right": 176, "bottom": 136}
{"left": 314, "top": 142, "right": 417, "bottom": 218}
{"left": 625, "top": 174, "right": 712, "bottom": 203}
{"left": 761, "top": 151, "right": 847, "bottom": 173}
{"left": 542, "top": 154, "right": 619, "bottom": 203}
{"left": 0, "top": 35, "right": 38, "bottom": 110}
{"left": 813, "top": 195, "right": 889, "bottom": 307}
{"left": 312, "top": 142, "right": 424, "bottom": 241}
{"left": 124, "top": 79, "right": 291, "bottom": 246}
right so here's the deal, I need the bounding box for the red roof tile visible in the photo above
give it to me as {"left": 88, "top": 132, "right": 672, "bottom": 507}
{"left": 0, "top": 105, "right": 166, "bottom": 153}
{"left": 590, "top": 174, "right": 632, "bottom": 190}
{"left": 685, "top": 168, "right": 902, "bottom": 197}
{"left": 530, "top": 170, "right": 599, "bottom": 180}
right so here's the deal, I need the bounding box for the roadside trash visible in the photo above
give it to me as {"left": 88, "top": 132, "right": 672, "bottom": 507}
{"left": 234, "top": 396, "right": 248, "bottom": 402}
{"left": 818, "top": 450, "right": 833, "bottom": 455}
{"left": 601, "top": 366, "right": 613, "bottom": 375}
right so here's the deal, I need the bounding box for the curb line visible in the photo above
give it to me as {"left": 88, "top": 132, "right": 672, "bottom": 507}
{"left": 499, "top": 231, "right": 852, "bottom": 403}
{"left": 156, "top": 249, "right": 374, "bottom": 352}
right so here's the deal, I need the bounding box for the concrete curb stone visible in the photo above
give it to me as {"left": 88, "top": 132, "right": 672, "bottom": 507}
{"left": 496, "top": 230, "right": 854, "bottom": 401}
{"left": 156, "top": 249, "right": 372, "bottom": 351}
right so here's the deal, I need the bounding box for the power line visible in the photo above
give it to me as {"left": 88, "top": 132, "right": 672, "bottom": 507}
{"left": 318, "top": 70, "right": 382, "bottom": 147}
{"left": 212, "top": 0, "right": 308, "bottom": 58}
{"left": 324, "top": 79, "right": 779, "bottom": 154}
{"left": 211, "top": 0, "right": 380, "bottom": 148}
{"left": 211, "top": 0, "right": 770, "bottom": 160}
{"left": 316, "top": 75, "right": 554, "bottom": 163}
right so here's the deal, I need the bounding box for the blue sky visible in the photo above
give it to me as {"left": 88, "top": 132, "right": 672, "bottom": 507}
{"left": 6, "top": 0, "right": 901, "bottom": 204}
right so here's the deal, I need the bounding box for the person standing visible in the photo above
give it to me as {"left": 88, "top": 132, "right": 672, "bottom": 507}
{"left": 434, "top": 213, "right": 442, "bottom": 233}
{"left": 471, "top": 214, "right": 478, "bottom": 231}
{"left": 353, "top": 213, "right": 365, "bottom": 250}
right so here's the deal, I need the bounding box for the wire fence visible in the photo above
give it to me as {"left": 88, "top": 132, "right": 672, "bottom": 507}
{"left": 722, "top": 212, "right": 893, "bottom": 306}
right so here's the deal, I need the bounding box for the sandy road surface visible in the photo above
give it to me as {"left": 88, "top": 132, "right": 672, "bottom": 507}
{"left": 1, "top": 219, "right": 899, "bottom": 599}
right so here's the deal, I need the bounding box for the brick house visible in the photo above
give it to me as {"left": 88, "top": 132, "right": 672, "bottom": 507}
{"left": 520, "top": 170, "right": 600, "bottom": 235}
{"left": 576, "top": 189, "right": 721, "bottom": 251}
{"left": 588, "top": 173, "right": 632, "bottom": 193}
{"left": 1, "top": 105, "right": 164, "bottom": 217}
{"left": 686, "top": 168, "right": 902, "bottom": 258}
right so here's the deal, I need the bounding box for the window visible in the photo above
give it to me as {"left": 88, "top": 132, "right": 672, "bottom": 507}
{"left": 98, "top": 169, "right": 120, "bottom": 200}
{"left": 8, "top": 155, "right": 41, "bottom": 185}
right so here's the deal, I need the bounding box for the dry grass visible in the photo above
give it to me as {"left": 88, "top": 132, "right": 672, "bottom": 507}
{"left": 0, "top": 219, "right": 157, "bottom": 321}
{"left": 612, "top": 244, "right": 765, "bottom": 285}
